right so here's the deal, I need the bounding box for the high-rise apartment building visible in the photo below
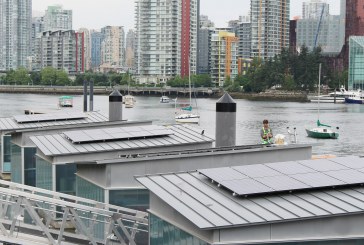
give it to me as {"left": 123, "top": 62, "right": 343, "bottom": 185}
{"left": 210, "top": 31, "right": 238, "bottom": 86}
{"left": 44, "top": 5, "right": 72, "bottom": 32}
{"left": 297, "top": 0, "right": 344, "bottom": 55}
{"left": 125, "top": 29, "right": 135, "bottom": 71}
{"left": 250, "top": 0, "right": 290, "bottom": 59}
{"left": 135, "top": 0, "right": 199, "bottom": 84}
{"left": 0, "top": 0, "right": 32, "bottom": 71}
{"left": 31, "top": 17, "right": 45, "bottom": 56}
{"left": 38, "top": 30, "right": 84, "bottom": 73}
{"left": 197, "top": 27, "right": 213, "bottom": 74}
{"left": 233, "top": 16, "right": 251, "bottom": 59}
{"left": 78, "top": 28, "right": 91, "bottom": 71}
{"left": 100, "top": 26, "right": 125, "bottom": 71}
{"left": 91, "top": 30, "right": 104, "bottom": 71}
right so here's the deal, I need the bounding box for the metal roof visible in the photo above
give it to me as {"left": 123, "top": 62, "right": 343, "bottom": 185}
{"left": 0, "top": 111, "right": 108, "bottom": 131}
{"left": 30, "top": 124, "right": 214, "bottom": 156}
{"left": 64, "top": 125, "right": 173, "bottom": 143}
{"left": 136, "top": 156, "right": 364, "bottom": 230}
{"left": 198, "top": 156, "right": 364, "bottom": 196}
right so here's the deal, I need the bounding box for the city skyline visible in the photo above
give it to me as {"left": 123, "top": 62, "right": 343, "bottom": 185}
{"left": 32, "top": 0, "right": 341, "bottom": 31}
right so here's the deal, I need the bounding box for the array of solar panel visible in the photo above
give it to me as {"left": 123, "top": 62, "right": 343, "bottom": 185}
{"left": 14, "top": 113, "right": 87, "bottom": 123}
{"left": 198, "top": 157, "right": 364, "bottom": 196}
{"left": 63, "top": 125, "right": 174, "bottom": 143}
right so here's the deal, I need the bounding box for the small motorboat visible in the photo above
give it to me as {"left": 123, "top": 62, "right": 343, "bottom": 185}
{"left": 160, "top": 96, "right": 170, "bottom": 103}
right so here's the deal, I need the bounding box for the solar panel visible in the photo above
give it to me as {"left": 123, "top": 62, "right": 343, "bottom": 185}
{"left": 14, "top": 113, "right": 87, "bottom": 123}
{"left": 64, "top": 125, "right": 174, "bottom": 143}
{"left": 198, "top": 157, "right": 364, "bottom": 197}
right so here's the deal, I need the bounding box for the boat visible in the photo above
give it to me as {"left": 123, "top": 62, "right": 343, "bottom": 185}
{"left": 160, "top": 96, "right": 170, "bottom": 103}
{"left": 58, "top": 96, "right": 73, "bottom": 107}
{"left": 345, "top": 93, "right": 364, "bottom": 104}
{"left": 123, "top": 94, "right": 135, "bottom": 108}
{"left": 175, "top": 63, "right": 200, "bottom": 124}
{"left": 306, "top": 64, "right": 339, "bottom": 139}
{"left": 123, "top": 74, "right": 135, "bottom": 108}
{"left": 308, "top": 86, "right": 361, "bottom": 103}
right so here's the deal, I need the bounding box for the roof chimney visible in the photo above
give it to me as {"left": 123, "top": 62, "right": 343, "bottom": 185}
{"left": 215, "top": 92, "right": 236, "bottom": 147}
{"left": 109, "top": 89, "right": 123, "bottom": 121}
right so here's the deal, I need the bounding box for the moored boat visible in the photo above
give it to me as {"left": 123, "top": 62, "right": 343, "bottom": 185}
{"left": 58, "top": 96, "right": 73, "bottom": 107}
{"left": 160, "top": 96, "right": 170, "bottom": 103}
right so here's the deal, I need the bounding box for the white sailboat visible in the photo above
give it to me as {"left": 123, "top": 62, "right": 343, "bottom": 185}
{"left": 175, "top": 64, "right": 200, "bottom": 124}
{"left": 123, "top": 74, "right": 135, "bottom": 108}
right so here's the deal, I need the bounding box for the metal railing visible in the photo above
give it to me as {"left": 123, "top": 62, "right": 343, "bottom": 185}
{"left": 0, "top": 180, "right": 148, "bottom": 245}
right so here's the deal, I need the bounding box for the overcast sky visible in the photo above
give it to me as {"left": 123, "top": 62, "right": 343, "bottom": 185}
{"left": 32, "top": 0, "right": 341, "bottom": 31}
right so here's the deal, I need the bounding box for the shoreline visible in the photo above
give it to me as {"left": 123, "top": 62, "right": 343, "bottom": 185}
{"left": 0, "top": 85, "right": 309, "bottom": 102}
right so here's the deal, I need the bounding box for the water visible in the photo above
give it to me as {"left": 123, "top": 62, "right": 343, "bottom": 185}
{"left": 1, "top": 93, "right": 363, "bottom": 156}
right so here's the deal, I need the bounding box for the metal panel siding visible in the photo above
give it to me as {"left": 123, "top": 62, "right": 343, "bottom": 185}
{"left": 137, "top": 177, "right": 214, "bottom": 228}
{"left": 323, "top": 190, "right": 364, "bottom": 210}
{"left": 29, "top": 137, "right": 53, "bottom": 156}
{"left": 149, "top": 175, "right": 232, "bottom": 227}
{"left": 297, "top": 193, "right": 347, "bottom": 214}
{"left": 44, "top": 135, "right": 69, "bottom": 155}
{"left": 280, "top": 195, "right": 329, "bottom": 216}
{"left": 252, "top": 197, "right": 298, "bottom": 220}
{"left": 164, "top": 174, "right": 248, "bottom": 225}
{"left": 311, "top": 192, "right": 361, "bottom": 212}
{"left": 53, "top": 135, "right": 79, "bottom": 154}
{"left": 235, "top": 198, "right": 282, "bottom": 221}
{"left": 266, "top": 196, "right": 314, "bottom": 218}
{"left": 184, "top": 173, "right": 266, "bottom": 223}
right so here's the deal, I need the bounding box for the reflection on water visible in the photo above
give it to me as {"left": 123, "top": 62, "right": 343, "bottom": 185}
{"left": 0, "top": 93, "right": 363, "bottom": 156}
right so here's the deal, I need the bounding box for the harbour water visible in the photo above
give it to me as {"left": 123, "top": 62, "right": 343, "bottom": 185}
{"left": 1, "top": 92, "right": 363, "bottom": 156}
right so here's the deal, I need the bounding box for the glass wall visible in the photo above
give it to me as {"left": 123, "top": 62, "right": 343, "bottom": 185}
{"left": 24, "top": 147, "right": 36, "bottom": 186}
{"left": 56, "top": 164, "right": 76, "bottom": 195}
{"left": 76, "top": 176, "right": 104, "bottom": 202}
{"left": 10, "top": 143, "right": 22, "bottom": 183}
{"left": 109, "top": 189, "right": 149, "bottom": 212}
{"left": 150, "top": 214, "right": 209, "bottom": 245}
{"left": 3, "top": 136, "right": 11, "bottom": 172}
{"left": 36, "top": 156, "right": 52, "bottom": 191}
{"left": 349, "top": 36, "right": 364, "bottom": 90}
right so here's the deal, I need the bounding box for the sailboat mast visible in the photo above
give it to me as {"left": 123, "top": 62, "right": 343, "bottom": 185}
{"left": 318, "top": 63, "right": 321, "bottom": 120}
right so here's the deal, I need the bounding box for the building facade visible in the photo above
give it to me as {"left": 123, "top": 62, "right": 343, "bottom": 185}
{"left": 296, "top": 0, "right": 345, "bottom": 56}
{"left": 0, "top": 0, "right": 32, "bottom": 71}
{"left": 38, "top": 30, "right": 84, "bottom": 73}
{"left": 197, "top": 27, "right": 213, "bottom": 74}
{"left": 125, "top": 29, "right": 135, "bottom": 71}
{"left": 348, "top": 36, "right": 364, "bottom": 90}
{"left": 44, "top": 5, "right": 72, "bottom": 32}
{"left": 78, "top": 28, "right": 91, "bottom": 71}
{"left": 100, "top": 26, "right": 125, "bottom": 72}
{"left": 340, "top": 0, "right": 364, "bottom": 70}
{"left": 210, "top": 31, "right": 238, "bottom": 86}
{"left": 251, "top": 0, "right": 290, "bottom": 59}
{"left": 135, "top": 0, "right": 199, "bottom": 84}
{"left": 91, "top": 30, "right": 103, "bottom": 71}
{"left": 234, "top": 16, "right": 251, "bottom": 59}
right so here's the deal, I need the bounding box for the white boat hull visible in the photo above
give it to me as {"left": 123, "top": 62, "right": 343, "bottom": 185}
{"left": 175, "top": 113, "right": 200, "bottom": 123}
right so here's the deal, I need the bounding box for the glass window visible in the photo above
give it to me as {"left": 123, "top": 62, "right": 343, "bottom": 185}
{"left": 150, "top": 214, "right": 209, "bottom": 245}
{"left": 24, "top": 147, "right": 36, "bottom": 186}
{"left": 10, "top": 143, "right": 22, "bottom": 184}
{"left": 56, "top": 164, "right": 76, "bottom": 195}
{"left": 76, "top": 176, "right": 104, "bottom": 202}
{"left": 109, "top": 189, "right": 149, "bottom": 212}
{"left": 3, "top": 136, "right": 11, "bottom": 172}
{"left": 36, "top": 156, "right": 52, "bottom": 191}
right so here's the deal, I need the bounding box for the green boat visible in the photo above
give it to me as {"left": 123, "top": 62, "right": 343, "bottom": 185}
{"left": 306, "top": 64, "right": 339, "bottom": 139}
{"left": 305, "top": 120, "right": 339, "bottom": 139}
